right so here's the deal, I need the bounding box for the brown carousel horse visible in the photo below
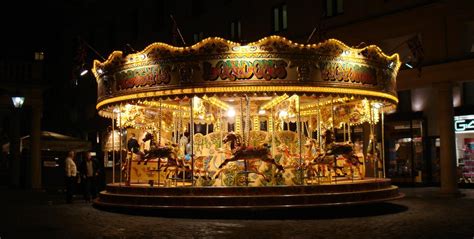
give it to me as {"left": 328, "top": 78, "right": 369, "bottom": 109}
{"left": 301, "top": 130, "right": 362, "bottom": 179}
{"left": 217, "top": 132, "right": 285, "bottom": 173}
{"left": 311, "top": 141, "right": 363, "bottom": 178}
{"left": 138, "top": 132, "right": 181, "bottom": 173}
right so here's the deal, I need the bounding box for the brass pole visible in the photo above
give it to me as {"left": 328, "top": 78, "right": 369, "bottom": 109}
{"left": 317, "top": 99, "right": 321, "bottom": 148}
{"left": 331, "top": 98, "right": 337, "bottom": 184}
{"left": 381, "top": 108, "right": 386, "bottom": 178}
{"left": 190, "top": 98, "right": 195, "bottom": 186}
{"left": 119, "top": 105, "right": 123, "bottom": 186}
{"left": 158, "top": 99, "right": 162, "bottom": 146}
{"left": 158, "top": 99, "right": 162, "bottom": 187}
{"left": 348, "top": 123, "right": 351, "bottom": 142}
{"left": 112, "top": 115, "right": 115, "bottom": 184}
{"left": 297, "top": 96, "right": 303, "bottom": 185}
{"left": 370, "top": 102, "right": 376, "bottom": 180}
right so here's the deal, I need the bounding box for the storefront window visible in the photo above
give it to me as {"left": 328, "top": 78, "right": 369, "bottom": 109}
{"left": 454, "top": 115, "right": 474, "bottom": 184}
{"left": 427, "top": 137, "right": 440, "bottom": 184}
{"left": 385, "top": 119, "right": 425, "bottom": 184}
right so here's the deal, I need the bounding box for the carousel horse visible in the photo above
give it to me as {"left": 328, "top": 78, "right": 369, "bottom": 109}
{"left": 276, "top": 143, "right": 292, "bottom": 167}
{"left": 304, "top": 139, "right": 318, "bottom": 160}
{"left": 312, "top": 142, "right": 363, "bottom": 178}
{"left": 217, "top": 132, "right": 285, "bottom": 173}
{"left": 192, "top": 155, "right": 213, "bottom": 180}
{"left": 139, "top": 132, "right": 180, "bottom": 172}
{"left": 213, "top": 157, "right": 272, "bottom": 183}
{"left": 302, "top": 139, "right": 325, "bottom": 178}
{"left": 274, "top": 143, "right": 305, "bottom": 171}
{"left": 304, "top": 130, "right": 363, "bottom": 178}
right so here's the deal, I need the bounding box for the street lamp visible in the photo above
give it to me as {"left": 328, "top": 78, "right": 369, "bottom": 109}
{"left": 80, "top": 68, "right": 89, "bottom": 76}
{"left": 11, "top": 96, "right": 25, "bottom": 108}
{"left": 9, "top": 93, "right": 25, "bottom": 188}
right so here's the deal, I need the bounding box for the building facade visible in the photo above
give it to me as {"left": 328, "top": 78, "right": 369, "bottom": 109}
{"left": 0, "top": 56, "right": 44, "bottom": 189}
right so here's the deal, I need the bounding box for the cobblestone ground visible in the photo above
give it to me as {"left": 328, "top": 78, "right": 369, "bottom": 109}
{"left": 0, "top": 187, "right": 473, "bottom": 239}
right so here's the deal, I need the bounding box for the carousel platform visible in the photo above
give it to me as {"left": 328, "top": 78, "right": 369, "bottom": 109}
{"left": 93, "top": 178, "right": 403, "bottom": 212}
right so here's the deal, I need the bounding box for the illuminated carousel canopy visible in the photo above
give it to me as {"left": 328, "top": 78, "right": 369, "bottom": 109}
{"left": 92, "top": 36, "right": 401, "bottom": 118}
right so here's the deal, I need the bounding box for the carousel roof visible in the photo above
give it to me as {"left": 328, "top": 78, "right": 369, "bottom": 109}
{"left": 92, "top": 36, "right": 401, "bottom": 117}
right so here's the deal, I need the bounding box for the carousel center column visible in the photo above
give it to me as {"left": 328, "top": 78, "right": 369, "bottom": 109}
{"left": 436, "top": 81, "right": 461, "bottom": 196}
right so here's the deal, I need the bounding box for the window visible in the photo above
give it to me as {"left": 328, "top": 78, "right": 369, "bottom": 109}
{"left": 272, "top": 4, "right": 287, "bottom": 33}
{"left": 466, "top": 22, "right": 474, "bottom": 54}
{"left": 325, "top": 0, "right": 343, "bottom": 17}
{"left": 193, "top": 32, "right": 204, "bottom": 43}
{"left": 282, "top": 5, "right": 287, "bottom": 30}
{"left": 34, "top": 52, "right": 44, "bottom": 61}
{"left": 230, "top": 19, "right": 241, "bottom": 40}
{"left": 462, "top": 82, "right": 474, "bottom": 105}
{"left": 273, "top": 8, "right": 279, "bottom": 32}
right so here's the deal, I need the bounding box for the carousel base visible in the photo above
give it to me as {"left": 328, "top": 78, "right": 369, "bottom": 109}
{"left": 93, "top": 178, "right": 403, "bottom": 212}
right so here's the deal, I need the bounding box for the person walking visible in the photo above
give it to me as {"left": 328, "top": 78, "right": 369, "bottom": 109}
{"left": 81, "top": 151, "right": 99, "bottom": 202}
{"left": 127, "top": 132, "right": 144, "bottom": 162}
{"left": 65, "top": 150, "right": 77, "bottom": 203}
{"left": 127, "top": 133, "right": 141, "bottom": 155}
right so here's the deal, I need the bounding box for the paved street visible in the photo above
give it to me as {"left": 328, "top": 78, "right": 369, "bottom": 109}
{"left": 0, "top": 187, "right": 473, "bottom": 239}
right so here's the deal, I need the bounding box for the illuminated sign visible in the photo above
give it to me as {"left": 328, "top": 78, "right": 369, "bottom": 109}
{"left": 203, "top": 60, "right": 287, "bottom": 81}
{"left": 115, "top": 65, "right": 172, "bottom": 90}
{"left": 455, "top": 116, "right": 474, "bottom": 132}
{"left": 320, "top": 62, "right": 377, "bottom": 85}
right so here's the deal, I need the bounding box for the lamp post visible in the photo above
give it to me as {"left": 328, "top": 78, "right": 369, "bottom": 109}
{"left": 9, "top": 94, "right": 24, "bottom": 188}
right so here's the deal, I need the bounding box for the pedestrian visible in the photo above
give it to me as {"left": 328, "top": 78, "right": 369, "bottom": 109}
{"left": 64, "top": 150, "right": 77, "bottom": 203}
{"left": 127, "top": 132, "right": 144, "bottom": 160}
{"left": 81, "top": 151, "right": 99, "bottom": 202}
{"left": 127, "top": 133, "right": 140, "bottom": 154}
{"left": 179, "top": 131, "right": 190, "bottom": 156}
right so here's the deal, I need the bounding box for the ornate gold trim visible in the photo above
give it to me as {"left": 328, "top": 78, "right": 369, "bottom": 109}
{"left": 96, "top": 85, "right": 397, "bottom": 111}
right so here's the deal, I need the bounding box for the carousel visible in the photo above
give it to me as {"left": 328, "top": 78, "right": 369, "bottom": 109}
{"left": 92, "top": 36, "right": 403, "bottom": 210}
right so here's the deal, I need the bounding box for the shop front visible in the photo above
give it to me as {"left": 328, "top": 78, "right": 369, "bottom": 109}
{"left": 454, "top": 114, "right": 474, "bottom": 185}
{"left": 384, "top": 111, "right": 474, "bottom": 187}
{"left": 384, "top": 115, "right": 428, "bottom": 185}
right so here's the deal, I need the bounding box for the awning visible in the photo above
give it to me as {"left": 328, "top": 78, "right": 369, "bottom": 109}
{"left": 21, "top": 131, "right": 92, "bottom": 152}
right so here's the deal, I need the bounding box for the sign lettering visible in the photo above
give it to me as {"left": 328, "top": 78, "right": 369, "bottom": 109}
{"left": 455, "top": 119, "right": 474, "bottom": 132}
{"left": 321, "top": 62, "right": 377, "bottom": 85}
{"left": 203, "top": 60, "right": 287, "bottom": 81}
{"left": 115, "top": 65, "right": 171, "bottom": 90}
